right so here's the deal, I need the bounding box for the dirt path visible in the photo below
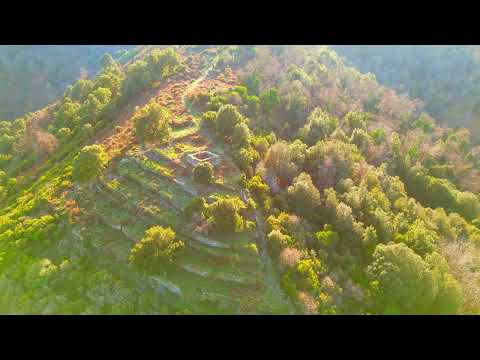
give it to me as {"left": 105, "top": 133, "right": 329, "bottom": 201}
{"left": 241, "top": 189, "right": 296, "bottom": 314}
{"left": 98, "top": 52, "right": 205, "bottom": 157}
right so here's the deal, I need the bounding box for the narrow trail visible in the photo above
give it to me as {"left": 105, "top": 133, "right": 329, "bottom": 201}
{"left": 181, "top": 51, "right": 220, "bottom": 108}
{"left": 99, "top": 51, "right": 205, "bottom": 157}
{"left": 241, "top": 190, "right": 296, "bottom": 314}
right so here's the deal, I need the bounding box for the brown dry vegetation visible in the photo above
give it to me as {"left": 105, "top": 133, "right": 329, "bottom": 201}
{"left": 440, "top": 241, "right": 480, "bottom": 313}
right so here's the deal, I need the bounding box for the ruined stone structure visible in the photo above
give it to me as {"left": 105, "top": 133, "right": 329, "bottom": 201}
{"left": 185, "top": 150, "right": 221, "bottom": 167}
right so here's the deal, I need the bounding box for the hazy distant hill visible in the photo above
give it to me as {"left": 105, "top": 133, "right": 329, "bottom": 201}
{"left": 0, "top": 45, "right": 136, "bottom": 119}
{"left": 331, "top": 45, "right": 480, "bottom": 140}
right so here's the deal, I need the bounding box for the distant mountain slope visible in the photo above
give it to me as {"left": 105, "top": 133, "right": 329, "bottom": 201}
{"left": 0, "top": 45, "right": 136, "bottom": 119}
{"left": 331, "top": 45, "right": 480, "bottom": 141}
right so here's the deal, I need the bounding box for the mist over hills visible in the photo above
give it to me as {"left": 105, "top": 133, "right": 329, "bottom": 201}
{"left": 0, "top": 45, "right": 136, "bottom": 120}
{"left": 331, "top": 45, "right": 480, "bottom": 141}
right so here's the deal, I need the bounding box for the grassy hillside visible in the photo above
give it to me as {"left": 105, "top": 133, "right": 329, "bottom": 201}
{"left": 0, "top": 45, "right": 479, "bottom": 314}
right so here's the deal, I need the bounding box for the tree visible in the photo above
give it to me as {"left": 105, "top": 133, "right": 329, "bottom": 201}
{"left": 260, "top": 87, "right": 281, "bottom": 117}
{"left": 395, "top": 219, "right": 438, "bottom": 256}
{"left": 233, "top": 85, "right": 248, "bottom": 100}
{"left": 201, "top": 111, "right": 217, "bottom": 129}
{"left": 128, "top": 226, "right": 184, "bottom": 272}
{"left": 246, "top": 95, "right": 260, "bottom": 117}
{"left": 367, "top": 242, "right": 437, "bottom": 314}
{"left": 216, "top": 104, "right": 243, "bottom": 138}
{"left": 298, "top": 108, "right": 338, "bottom": 146}
{"left": 133, "top": 100, "right": 171, "bottom": 145}
{"left": 371, "top": 128, "right": 386, "bottom": 145}
{"left": 65, "top": 79, "right": 94, "bottom": 102}
{"left": 455, "top": 191, "right": 480, "bottom": 221}
{"left": 54, "top": 97, "right": 81, "bottom": 129}
{"left": 343, "top": 111, "right": 370, "bottom": 135}
{"left": 193, "top": 162, "right": 214, "bottom": 184}
{"left": 206, "top": 196, "right": 246, "bottom": 233}
{"left": 58, "top": 127, "right": 72, "bottom": 142}
{"left": 232, "top": 122, "right": 251, "bottom": 148}
{"left": 315, "top": 224, "right": 340, "bottom": 249}
{"left": 234, "top": 146, "right": 259, "bottom": 176}
{"left": 426, "top": 252, "right": 463, "bottom": 314}
{"left": 79, "top": 87, "right": 113, "bottom": 122}
{"left": 121, "top": 60, "right": 152, "bottom": 101}
{"left": 287, "top": 172, "right": 321, "bottom": 219}
{"left": 247, "top": 175, "right": 270, "bottom": 201}
{"left": 362, "top": 225, "right": 378, "bottom": 258}
{"left": 245, "top": 72, "right": 261, "bottom": 96}
{"left": 145, "top": 48, "right": 182, "bottom": 81}
{"left": 350, "top": 128, "right": 372, "bottom": 154}
{"left": 101, "top": 53, "right": 116, "bottom": 69}
{"left": 305, "top": 139, "right": 363, "bottom": 188}
{"left": 72, "top": 145, "right": 109, "bottom": 183}
{"left": 267, "top": 229, "right": 292, "bottom": 256}
{"left": 262, "top": 140, "right": 307, "bottom": 185}
{"left": 183, "top": 197, "right": 207, "bottom": 219}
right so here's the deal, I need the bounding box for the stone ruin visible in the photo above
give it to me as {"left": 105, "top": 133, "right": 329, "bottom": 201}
{"left": 185, "top": 150, "right": 221, "bottom": 167}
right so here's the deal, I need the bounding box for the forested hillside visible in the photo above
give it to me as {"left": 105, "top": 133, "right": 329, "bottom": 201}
{"left": 331, "top": 45, "right": 480, "bottom": 141}
{"left": 0, "top": 45, "right": 479, "bottom": 314}
{"left": 0, "top": 45, "right": 136, "bottom": 119}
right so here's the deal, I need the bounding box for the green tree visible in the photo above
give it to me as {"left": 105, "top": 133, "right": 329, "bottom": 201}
{"left": 245, "top": 72, "right": 261, "bottom": 96}
{"left": 298, "top": 108, "right": 338, "bottom": 146}
{"left": 426, "top": 252, "right": 463, "bottom": 314}
{"left": 58, "top": 127, "right": 72, "bottom": 142}
{"left": 350, "top": 128, "right": 372, "bottom": 154}
{"left": 193, "top": 162, "right": 214, "bottom": 184}
{"left": 133, "top": 100, "right": 171, "bottom": 145}
{"left": 206, "top": 196, "right": 246, "bottom": 233}
{"left": 72, "top": 144, "right": 109, "bottom": 183}
{"left": 216, "top": 104, "right": 243, "bottom": 138}
{"left": 65, "top": 79, "right": 94, "bottom": 102}
{"left": 232, "top": 122, "right": 251, "bottom": 148}
{"left": 395, "top": 219, "right": 438, "bottom": 256}
{"left": 263, "top": 140, "right": 307, "bottom": 185}
{"left": 121, "top": 60, "right": 152, "bottom": 101}
{"left": 260, "top": 87, "right": 280, "bottom": 117}
{"left": 455, "top": 191, "right": 480, "bottom": 221}
{"left": 287, "top": 172, "right": 321, "bottom": 219}
{"left": 79, "top": 87, "right": 113, "bottom": 122}
{"left": 101, "top": 53, "right": 116, "bottom": 69}
{"left": 343, "top": 111, "right": 371, "bottom": 135}
{"left": 246, "top": 95, "right": 260, "bottom": 117}
{"left": 370, "top": 128, "right": 386, "bottom": 145}
{"left": 267, "top": 229, "right": 292, "bottom": 256}
{"left": 128, "top": 226, "right": 184, "bottom": 272}
{"left": 362, "top": 225, "right": 378, "bottom": 258}
{"left": 234, "top": 146, "right": 259, "bottom": 175}
{"left": 183, "top": 197, "right": 207, "bottom": 219}
{"left": 201, "top": 111, "right": 217, "bottom": 129}
{"left": 367, "top": 242, "right": 437, "bottom": 314}
{"left": 54, "top": 98, "right": 81, "bottom": 129}
{"left": 315, "top": 224, "right": 340, "bottom": 249}
{"left": 145, "top": 48, "right": 182, "bottom": 81}
{"left": 247, "top": 175, "right": 270, "bottom": 202}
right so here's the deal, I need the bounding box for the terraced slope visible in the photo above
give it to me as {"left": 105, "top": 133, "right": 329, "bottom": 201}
{"left": 72, "top": 142, "right": 289, "bottom": 313}
{"left": 62, "top": 49, "right": 291, "bottom": 314}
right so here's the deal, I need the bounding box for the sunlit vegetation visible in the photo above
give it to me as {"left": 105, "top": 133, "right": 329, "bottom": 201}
{"left": 0, "top": 45, "right": 479, "bottom": 314}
